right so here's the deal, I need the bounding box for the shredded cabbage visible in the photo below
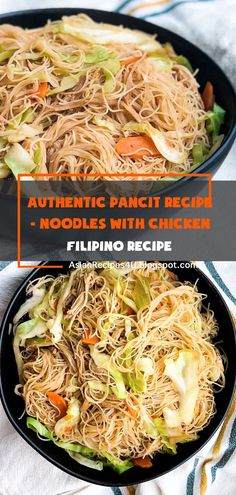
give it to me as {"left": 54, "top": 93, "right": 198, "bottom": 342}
{"left": 133, "top": 274, "right": 151, "bottom": 310}
{"left": 13, "top": 288, "right": 45, "bottom": 324}
{"left": 27, "top": 417, "right": 133, "bottom": 473}
{"left": 137, "top": 357, "right": 153, "bottom": 375}
{"left": 101, "top": 266, "right": 121, "bottom": 285}
{"left": 127, "top": 370, "right": 146, "bottom": 393}
{"left": 30, "top": 292, "right": 54, "bottom": 320}
{"left": 85, "top": 45, "right": 117, "bottom": 65}
{"left": 68, "top": 451, "right": 103, "bottom": 471}
{"left": 0, "top": 49, "right": 15, "bottom": 62}
{"left": 2, "top": 123, "right": 43, "bottom": 144}
{"left": 142, "top": 410, "right": 159, "bottom": 438}
{"left": 101, "top": 59, "right": 120, "bottom": 93}
{"left": 13, "top": 317, "right": 47, "bottom": 379}
{"left": 34, "top": 147, "right": 43, "bottom": 165}
{"left": 9, "top": 108, "right": 36, "bottom": 127}
{"left": 88, "top": 380, "right": 110, "bottom": 393}
{"left": 92, "top": 115, "right": 119, "bottom": 132}
{"left": 174, "top": 55, "right": 193, "bottom": 72}
{"left": 0, "top": 163, "right": 10, "bottom": 178}
{"left": 207, "top": 135, "right": 224, "bottom": 158}
{"left": 90, "top": 346, "right": 126, "bottom": 399}
{"left": 4, "top": 143, "right": 36, "bottom": 177}
{"left": 192, "top": 143, "right": 207, "bottom": 166}
{"left": 27, "top": 417, "right": 95, "bottom": 456}
{"left": 57, "top": 18, "right": 162, "bottom": 52}
{"left": 116, "top": 278, "right": 138, "bottom": 313}
{"left": 149, "top": 56, "right": 173, "bottom": 71}
{"left": 153, "top": 417, "right": 177, "bottom": 454}
{"left": 123, "top": 122, "right": 186, "bottom": 164}
{"left": 101, "top": 451, "right": 133, "bottom": 474}
{"left": 49, "top": 271, "right": 76, "bottom": 343}
{"left": 153, "top": 417, "right": 198, "bottom": 449}
{"left": 55, "top": 397, "right": 80, "bottom": 438}
{"left": 48, "top": 75, "right": 81, "bottom": 95}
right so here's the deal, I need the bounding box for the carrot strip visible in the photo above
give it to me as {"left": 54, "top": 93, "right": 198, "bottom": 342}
{"left": 115, "top": 136, "right": 160, "bottom": 159}
{"left": 47, "top": 392, "right": 67, "bottom": 419}
{"left": 82, "top": 330, "right": 100, "bottom": 345}
{"left": 202, "top": 81, "right": 215, "bottom": 111}
{"left": 121, "top": 56, "right": 142, "bottom": 66}
{"left": 131, "top": 395, "right": 139, "bottom": 405}
{"left": 133, "top": 456, "right": 153, "bottom": 468}
{"left": 32, "top": 82, "right": 48, "bottom": 98}
{"left": 127, "top": 404, "right": 137, "bottom": 418}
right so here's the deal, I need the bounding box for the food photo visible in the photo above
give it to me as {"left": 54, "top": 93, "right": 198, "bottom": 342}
{"left": 0, "top": 0, "right": 236, "bottom": 495}
{"left": 0, "top": 6, "right": 235, "bottom": 181}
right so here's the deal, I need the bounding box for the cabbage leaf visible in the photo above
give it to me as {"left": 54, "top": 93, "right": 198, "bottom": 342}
{"left": 90, "top": 346, "right": 126, "bottom": 399}
{"left": 163, "top": 350, "right": 199, "bottom": 427}
{"left": 123, "top": 122, "right": 186, "bottom": 164}
{"left": 4, "top": 143, "right": 36, "bottom": 177}
{"left": 101, "top": 451, "right": 133, "bottom": 474}
{"left": 57, "top": 18, "right": 162, "bottom": 52}
{"left": 55, "top": 397, "right": 80, "bottom": 438}
{"left": 68, "top": 451, "right": 103, "bottom": 471}
{"left": 206, "top": 103, "right": 225, "bottom": 138}
{"left": 13, "top": 288, "right": 45, "bottom": 324}
{"left": 13, "top": 317, "right": 47, "bottom": 379}
{"left": 47, "top": 75, "right": 81, "bottom": 95}
{"left": 133, "top": 274, "right": 151, "bottom": 310}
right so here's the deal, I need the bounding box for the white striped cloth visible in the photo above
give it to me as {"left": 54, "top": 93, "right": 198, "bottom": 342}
{"left": 0, "top": 262, "right": 236, "bottom": 495}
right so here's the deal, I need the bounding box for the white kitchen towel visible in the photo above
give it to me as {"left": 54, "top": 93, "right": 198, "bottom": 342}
{"left": 0, "top": 261, "right": 236, "bottom": 495}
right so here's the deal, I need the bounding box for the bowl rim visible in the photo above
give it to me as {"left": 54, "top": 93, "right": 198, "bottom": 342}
{"left": 0, "top": 261, "right": 236, "bottom": 486}
{"left": 0, "top": 7, "right": 235, "bottom": 191}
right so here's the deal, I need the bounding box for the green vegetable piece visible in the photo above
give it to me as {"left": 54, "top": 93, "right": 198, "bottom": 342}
{"left": 0, "top": 49, "right": 15, "bottom": 63}
{"left": 0, "top": 163, "right": 10, "bottom": 178}
{"left": 101, "top": 59, "right": 120, "bottom": 93}
{"left": 192, "top": 143, "right": 207, "bottom": 166}
{"left": 123, "top": 121, "right": 186, "bottom": 164}
{"left": 85, "top": 45, "right": 116, "bottom": 65}
{"left": 34, "top": 147, "right": 43, "bottom": 166}
{"left": 133, "top": 274, "right": 151, "bottom": 310}
{"left": 90, "top": 346, "right": 127, "bottom": 399}
{"left": 68, "top": 451, "right": 103, "bottom": 470}
{"left": 27, "top": 417, "right": 95, "bottom": 456}
{"left": 57, "top": 18, "right": 161, "bottom": 52}
{"left": 55, "top": 397, "right": 80, "bottom": 438}
{"left": 13, "top": 317, "right": 47, "bottom": 379}
{"left": 48, "top": 75, "right": 81, "bottom": 96}
{"left": 4, "top": 143, "right": 36, "bottom": 177}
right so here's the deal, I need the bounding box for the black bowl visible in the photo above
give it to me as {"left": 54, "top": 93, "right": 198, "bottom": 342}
{"left": 0, "top": 261, "right": 236, "bottom": 486}
{"left": 0, "top": 8, "right": 236, "bottom": 188}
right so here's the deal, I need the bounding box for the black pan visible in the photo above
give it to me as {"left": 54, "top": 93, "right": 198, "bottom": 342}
{"left": 0, "top": 261, "right": 235, "bottom": 486}
{"left": 0, "top": 8, "right": 235, "bottom": 186}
